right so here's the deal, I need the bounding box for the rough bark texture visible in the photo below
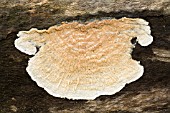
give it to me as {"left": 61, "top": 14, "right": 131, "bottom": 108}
{"left": 0, "top": 0, "right": 170, "bottom": 113}
{"left": 0, "top": 0, "right": 170, "bottom": 40}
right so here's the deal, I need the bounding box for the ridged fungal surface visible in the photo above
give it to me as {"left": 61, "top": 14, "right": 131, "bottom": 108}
{"left": 15, "top": 17, "right": 153, "bottom": 100}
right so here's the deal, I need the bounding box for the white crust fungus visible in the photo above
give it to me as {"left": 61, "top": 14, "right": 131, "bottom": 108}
{"left": 14, "top": 17, "right": 153, "bottom": 100}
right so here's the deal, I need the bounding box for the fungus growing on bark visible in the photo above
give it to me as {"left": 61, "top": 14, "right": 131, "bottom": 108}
{"left": 15, "top": 17, "right": 153, "bottom": 100}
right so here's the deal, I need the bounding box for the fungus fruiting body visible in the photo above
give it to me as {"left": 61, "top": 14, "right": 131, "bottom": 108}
{"left": 15, "top": 17, "right": 153, "bottom": 100}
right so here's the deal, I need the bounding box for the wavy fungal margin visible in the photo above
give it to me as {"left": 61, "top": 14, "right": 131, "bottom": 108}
{"left": 14, "top": 17, "right": 153, "bottom": 100}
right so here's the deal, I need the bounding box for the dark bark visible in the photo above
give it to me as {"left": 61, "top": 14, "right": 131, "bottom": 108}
{"left": 0, "top": 0, "right": 170, "bottom": 113}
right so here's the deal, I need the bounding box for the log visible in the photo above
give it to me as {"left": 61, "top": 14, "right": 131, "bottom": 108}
{"left": 0, "top": 0, "right": 170, "bottom": 113}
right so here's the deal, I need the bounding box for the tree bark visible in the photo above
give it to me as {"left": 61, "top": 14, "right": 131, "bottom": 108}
{"left": 0, "top": 0, "right": 170, "bottom": 113}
